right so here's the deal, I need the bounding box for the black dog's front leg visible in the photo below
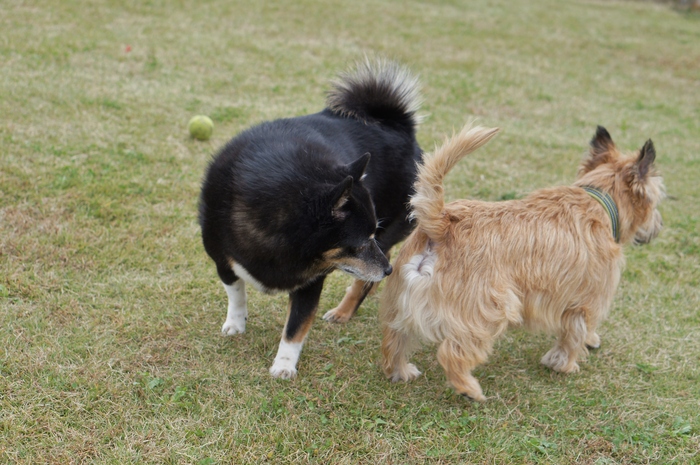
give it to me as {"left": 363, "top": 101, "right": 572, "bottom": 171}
{"left": 269, "top": 276, "right": 326, "bottom": 379}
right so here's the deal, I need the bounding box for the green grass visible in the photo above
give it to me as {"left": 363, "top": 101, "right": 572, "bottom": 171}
{"left": 2, "top": 0, "right": 699, "bottom": 463}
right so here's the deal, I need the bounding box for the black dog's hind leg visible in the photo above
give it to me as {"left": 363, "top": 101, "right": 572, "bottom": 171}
{"left": 269, "top": 276, "right": 326, "bottom": 379}
{"left": 217, "top": 262, "right": 248, "bottom": 336}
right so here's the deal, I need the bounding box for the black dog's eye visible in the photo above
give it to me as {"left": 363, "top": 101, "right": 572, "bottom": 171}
{"left": 347, "top": 243, "right": 365, "bottom": 254}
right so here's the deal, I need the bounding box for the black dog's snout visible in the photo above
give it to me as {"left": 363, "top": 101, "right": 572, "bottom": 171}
{"left": 384, "top": 264, "right": 393, "bottom": 276}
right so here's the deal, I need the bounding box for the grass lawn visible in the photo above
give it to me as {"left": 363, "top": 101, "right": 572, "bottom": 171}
{"left": 1, "top": 0, "right": 699, "bottom": 463}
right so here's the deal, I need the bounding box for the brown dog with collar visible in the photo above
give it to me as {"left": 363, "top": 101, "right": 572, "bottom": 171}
{"left": 380, "top": 123, "right": 664, "bottom": 401}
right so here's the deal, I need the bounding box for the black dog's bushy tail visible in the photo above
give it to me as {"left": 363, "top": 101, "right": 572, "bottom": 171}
{"left": 326, "top": 58, "right": 422, "bottom": 129}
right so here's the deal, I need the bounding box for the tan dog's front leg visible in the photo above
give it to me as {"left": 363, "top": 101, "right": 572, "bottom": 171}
{"left": 541, "top": 308, "right": 587, "bottom": 373}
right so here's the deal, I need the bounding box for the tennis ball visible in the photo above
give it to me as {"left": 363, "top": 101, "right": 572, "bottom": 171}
{"left": 188, "top": 115, "right": 214, "bottom": 141}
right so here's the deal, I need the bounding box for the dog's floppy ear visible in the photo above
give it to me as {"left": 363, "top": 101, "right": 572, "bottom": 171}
{"left": 581, "top": 126, "right": 616, "bottom": 174}
{"left": 330, "top": 176, "right": 354, "bottom": 219}
{"left": 347, "top": 153, "right": 371, "bottom": 181}
{"left": 637, "top": 139, "right": 656, "bottom": 180}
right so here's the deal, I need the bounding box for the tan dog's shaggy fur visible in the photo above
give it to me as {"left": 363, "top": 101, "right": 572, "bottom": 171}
{"left": 380, "top": 123, "right": 664, "bottom": 401}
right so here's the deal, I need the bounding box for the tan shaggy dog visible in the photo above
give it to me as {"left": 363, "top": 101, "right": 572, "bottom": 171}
{"left": 380, "top": 123, "right": 664, "bottom": 401}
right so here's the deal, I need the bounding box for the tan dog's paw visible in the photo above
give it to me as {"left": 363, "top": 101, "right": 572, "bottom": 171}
{"left": 460, "top": 391, "right": 487, "bottom": 403}
{"left": 541, "top": 347, "right": 580, "bottom": 373}
{"left": 449, "top": 374, "right": 486, "bottom": 402}
{"left": 585, "top": 332, "right": 601, "bottom": 350}
{"left": 389, "top": 363, "right": 422, "bottom": 382}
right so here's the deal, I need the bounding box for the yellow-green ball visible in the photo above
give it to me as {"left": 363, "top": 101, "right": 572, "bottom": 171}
{"left": 188, "top": 115, "right": 214, "bottom": 141}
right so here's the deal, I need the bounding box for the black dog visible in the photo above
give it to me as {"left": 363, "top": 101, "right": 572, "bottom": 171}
{"left": 199, "top": 59, "right": 423, "bottom": 378}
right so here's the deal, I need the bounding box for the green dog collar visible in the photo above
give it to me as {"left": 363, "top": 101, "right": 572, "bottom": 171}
{"left": 582, "top": 186, "right": 620, "bottom": 243}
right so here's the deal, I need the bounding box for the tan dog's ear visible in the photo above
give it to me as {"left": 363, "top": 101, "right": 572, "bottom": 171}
{"left": 579, "top": 126, "right": 617, "bottom": 175}
{"left": 637, "top": 139, "right": 656, "bottom": 180}
{"left": 591, "top": 126, "right": 614, "bottom": 153}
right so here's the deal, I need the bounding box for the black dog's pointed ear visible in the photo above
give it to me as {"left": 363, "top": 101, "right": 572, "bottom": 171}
{"left": 590, "top": 126, "right": 614, "bottom": 154}
{"left": 347, "top": 153, "right": 371, "bottom": 181}
{"left": 637, "top": 139, "right": 656, "bottom": 179}
{"left": 330, "top": 176, "right": 353, "bottom": 219}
